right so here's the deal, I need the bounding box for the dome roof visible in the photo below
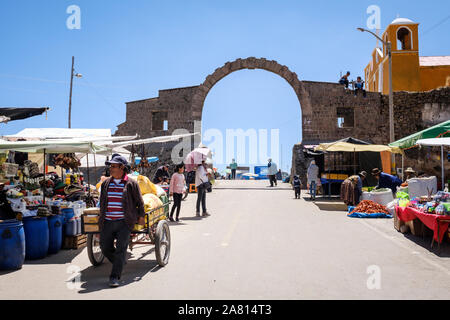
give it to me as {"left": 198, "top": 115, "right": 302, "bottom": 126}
{"left": 390, "top": 17, "right": 416, "bottom": 25}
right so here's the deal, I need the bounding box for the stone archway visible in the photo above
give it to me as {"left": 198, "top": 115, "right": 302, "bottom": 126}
{"left": 190, "top": 57, "right": 312, "bottom": 125}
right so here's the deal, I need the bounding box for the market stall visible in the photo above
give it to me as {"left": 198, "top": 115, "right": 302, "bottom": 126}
{"left": 0, "top": 139, "right": 109, "bottom": 270}
{"left": 395, "top": 191, "right": 450, "bottom": 252}
{"left": 388, "top": 120, "right": 450, "bottom": 181}
{"left": 314, "top": 140, "right": 403, "bottom": 198}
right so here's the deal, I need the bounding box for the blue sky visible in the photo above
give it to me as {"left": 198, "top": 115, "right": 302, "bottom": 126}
{"left": 1, "top": 0, "right": 449, "bottom": 173}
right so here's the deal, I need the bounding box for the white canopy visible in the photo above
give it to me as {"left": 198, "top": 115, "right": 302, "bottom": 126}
{"left": 5, "top": 128, "right": 112, "bottom": 140}
{"left": 416, "top": 138, "right": 450, "bottom": 147}
{"left": 417, "top": 137, "right": 449, "bottom": 190}
{"left": 0, "top": 139, "right": 108, "bottom": 154}
{"left": 78, "top": 147, "right": 132, "bottom": 168}
{"left": 108, "top": 132, "right": 200, "bottom": 148}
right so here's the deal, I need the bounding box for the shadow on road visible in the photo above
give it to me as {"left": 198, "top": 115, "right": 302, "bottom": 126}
{"left": 401, "top": 232, "right": 450, "bottom": 258}
{"left": 22, "top": 248, "right": 85, "bottom": 265}
{"left": 77, "top": 248, "right": 162, "bottom": 294}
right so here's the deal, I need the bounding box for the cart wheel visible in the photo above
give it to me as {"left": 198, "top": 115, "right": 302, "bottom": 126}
{"left": 154, "top": 220, "right": 171, "bottom": 267}
{"left": 87, "top": 234, "right": 105, "bottom": 266}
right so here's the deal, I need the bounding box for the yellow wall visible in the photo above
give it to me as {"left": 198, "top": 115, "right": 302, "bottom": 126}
{"left": 420, "top": 65, "right": 450, "bottom": 91}
{"left": 364, "top": 21, "right": 450, "bottom": 94}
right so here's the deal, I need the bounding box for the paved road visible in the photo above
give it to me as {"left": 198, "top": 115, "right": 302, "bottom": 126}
{"left": 1, "top": 180, "right": 450, "bottom": 299}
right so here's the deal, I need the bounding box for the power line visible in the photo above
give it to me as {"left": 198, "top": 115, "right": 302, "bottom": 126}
{"left": 79, "top": 77, "right": 124, "bottom": 116}
{"left": 421, "top": 15, "right": 450, "bottom": 36}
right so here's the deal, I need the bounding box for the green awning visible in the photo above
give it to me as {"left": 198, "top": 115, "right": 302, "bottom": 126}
{"left": 389, "top": 120, "right": 450, "bottom": 150}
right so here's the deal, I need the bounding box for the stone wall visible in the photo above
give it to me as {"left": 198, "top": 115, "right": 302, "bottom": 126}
{"left": 114, "top": 57, "right": 449, "bottom": 182}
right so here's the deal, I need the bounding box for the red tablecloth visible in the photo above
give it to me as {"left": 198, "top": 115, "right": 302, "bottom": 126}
{"left": 396, "top": 206, "right": 450, "bottom": 243}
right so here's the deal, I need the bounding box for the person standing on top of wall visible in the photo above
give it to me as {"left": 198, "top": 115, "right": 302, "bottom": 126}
{"left": 267, "top": 158, "right": 278, "bottom": 187}
{"left": 99, "top": 154, "right": 145, "bottom": 288}
{"left": 230, "top": 159, "right": 238, "bottom": 180}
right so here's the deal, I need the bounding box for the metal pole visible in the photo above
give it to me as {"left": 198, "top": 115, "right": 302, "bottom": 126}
{"left": 86, "top": 153, "right": 91, "bottom": 198}
{"left": 43, "top": 149, "right": 46, "bottom": 204}
{"left": 402, "top": 153, "right": 404, "bottom": 182}
{"left": 68, "top": 56, "right": 74, "bottom": 129}
{"left": 442, "top": 145, "right": 445, "bottom": 191}
{"left": 388, "top": 42, "right": 395, "bottom": 173}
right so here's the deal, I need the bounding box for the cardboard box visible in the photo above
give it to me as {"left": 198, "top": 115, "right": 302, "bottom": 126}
{"left": 329, "top": 174, "right": 338, "bottom": 180}
{"left": 338, "top": 174, "right": 348, "bottom": 180}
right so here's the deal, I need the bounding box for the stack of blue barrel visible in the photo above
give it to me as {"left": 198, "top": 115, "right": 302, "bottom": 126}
{"left": 0, "top": 205, "right": 66, "bottom": 271}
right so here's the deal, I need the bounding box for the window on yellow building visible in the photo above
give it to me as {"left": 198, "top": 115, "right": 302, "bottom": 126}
{"left": 397, "top": 27, "right": 412, "bottom": 50}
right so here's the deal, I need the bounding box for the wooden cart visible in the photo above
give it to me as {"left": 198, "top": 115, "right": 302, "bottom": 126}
{"left": 81, "top": 203, "right": 171, "bottom": 267}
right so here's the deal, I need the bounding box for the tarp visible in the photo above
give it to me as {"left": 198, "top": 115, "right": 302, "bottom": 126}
{"left": 78, "top": 147, "right": 132, "bottom": 168}
{"left": 5, "top": 128, "right": 111, "bottom": 140}
{"left": 0, "top": 107, "right": 49, "bottom": 122}
{"left": 0, "top": 139, "right": 108, "bottom": 154}
{"left": 389, "top": 120, "right": 450, "bottom": 150}
{"left": 108, "top": 132, "right": 200, "bottom": 148}
{"left": 416, "top": 137, "right": 450, "bottom": 147}
{"left": 315, "top": 141, "right": 403, "bottom": 154}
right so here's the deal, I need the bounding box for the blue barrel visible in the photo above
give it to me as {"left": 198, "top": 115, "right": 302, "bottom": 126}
{"left": 47, "top": 215, "right": 63, "bottom": 254}
{"left": 65, "top": 217, "right": 77, "bottom": 236}
{"left": 61, "top": 208, "right": 75, "bottom": 225}
{"left": 22, "top": 216, "right": 49, "bottom": 260}
{"left": 0, "top": 219, "right": 26, "bottom": 270}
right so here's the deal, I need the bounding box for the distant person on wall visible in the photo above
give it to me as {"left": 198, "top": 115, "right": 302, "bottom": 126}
{"left": 267, "top": 158, "right": 278, "bottom": 187}
{"left": 339, "top": 71, "right": 351, "bottom": 88}
{"left": 354, "top": 76, "right": 367, "bottom": 97}
{"left": 230, "top": 159, "right": 238, "bottom": 180}
{"left": 307, "top": 160, "right": 320, "bottom": 201}
{"left": 292, "top": 175, "right": 302, "bottom": 199}
{"left": 153, "top": 164, "right": 170, "bottom": 184}
{"left": 169, "top": 163, "right": 186, "bottom": 222}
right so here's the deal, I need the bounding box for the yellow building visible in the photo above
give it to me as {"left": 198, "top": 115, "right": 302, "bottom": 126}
{"left": 364, "top": 17, "right": 450, "bottom": 94}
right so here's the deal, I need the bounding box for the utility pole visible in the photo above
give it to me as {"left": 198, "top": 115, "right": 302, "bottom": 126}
{"left": 68, "top": 56, "right": 82, "bottom": 129}
{"left": 68, "top": 56, "right": 74, "bottom": 129}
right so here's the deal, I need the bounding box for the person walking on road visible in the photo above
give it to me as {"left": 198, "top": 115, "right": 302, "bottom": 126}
{"left": 99, "top": 154, "right": 145, "bottom": 288}
{"left": 307, "top": 160, "right": 320, "bottom": 201}
{"left": 230, "top": 159, "right": 238, "bottom": 180}
{"left": 267, "top": 158, "right": 278, "bottom": 187}
{"left": 169, "top": 163, "right": 186, "bottom": 222}
{"left": 195, "top": 160, "right": 210, "bottom": 217}
{"left": 292, "top": 175, "right": 302, "bottom": 199}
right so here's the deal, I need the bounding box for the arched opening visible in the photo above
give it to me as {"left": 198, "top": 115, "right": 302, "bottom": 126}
{"left": 191, "top": 58, "right": 305, "bottom": 180}
{"left": 397, "top": 27, "right": 412, "bottom": 50}
{"left": 201, "top": 69, "right": 302, "bottom": 178}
